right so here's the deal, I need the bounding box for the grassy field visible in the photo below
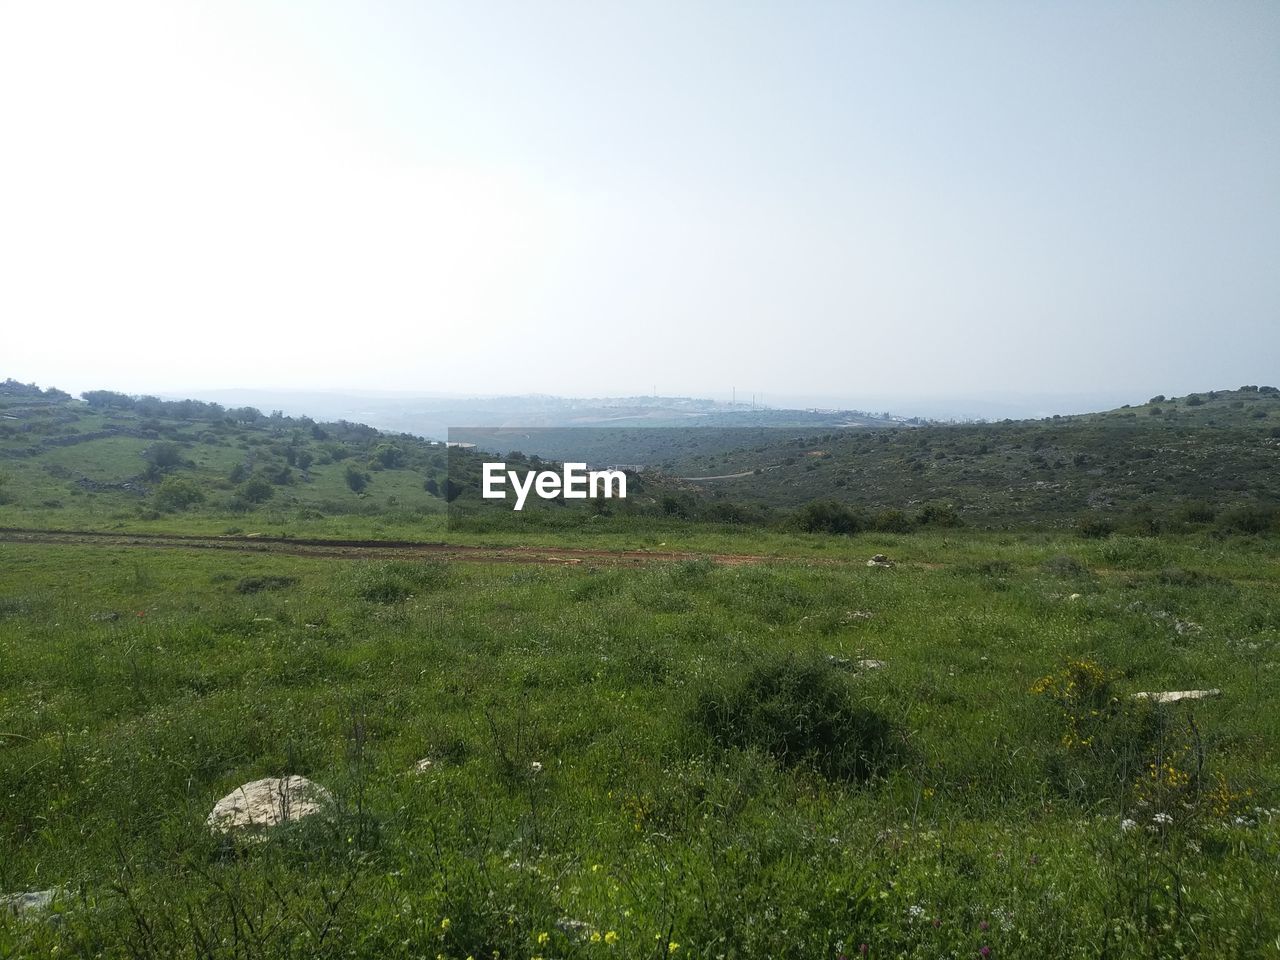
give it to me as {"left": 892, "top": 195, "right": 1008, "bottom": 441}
{"left": 2, "top": 532, "right": 1278, "bottom": 958}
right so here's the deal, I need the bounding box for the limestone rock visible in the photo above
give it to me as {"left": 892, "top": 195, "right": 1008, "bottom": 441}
{"left": 1131, "top": 689, "right": 1221, "bottom": 705}
{"left": 207, "top": 775, "right": 332, "bottom": 834}
{"left": 1, "top": 889, "right": 59, "bottom": 915}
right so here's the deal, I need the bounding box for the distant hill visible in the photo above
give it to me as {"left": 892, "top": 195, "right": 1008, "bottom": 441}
{"left": 2, "top": 378, "right": 1278, "bottom": 536}
{"left": 168, "top": 389, "right": 914, "bottom": 439}
{"left": 645, "top": 387, "right": 1280, "bottom": 533}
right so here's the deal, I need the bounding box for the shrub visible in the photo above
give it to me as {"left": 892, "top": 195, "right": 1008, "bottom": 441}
{"left": 1176, "top": 500, "right": 1217, "bottom": 523}
{"left": 916, "top": 501, "right": 961, "bottom": 527}
{"left": 872, "top": 509, "right": 914, "bottom": 533}
{"left": 1217, "top": 504, "right": 1275, "bottom": 535}
{"left": 345, "top": 465, "right": 371, "bottom": 493}
{"left": 145, "top": 441, "right": 183, "bottom": 471}
{"left": 1042, "top": 554, "right": 1086, "bottom": 576}
{"left": 237, "top": 476, "right": 274, "bottom": 504}
{"left": 235, "top": 575, "right": 298, "bottom": 594}
{"left": 795, "top": 500, "right": 868, "bottom": 535}
{"left": 350, "top": 561, "right": 449, "bottom": 603}
{"left": 692, "top": 655, "right": 897, "bottom": 781}
{"left": 1076, "top": 515, "right": 1115, "bottom": 539}
{"left": 152, "top": 476, "right": 205, "bottom": 512}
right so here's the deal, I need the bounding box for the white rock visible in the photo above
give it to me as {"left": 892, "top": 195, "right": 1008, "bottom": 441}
{"left": 1131, "top": 689, "right": 1221, "bottom": 704}
{"left": 207, "top": 776, "right": 332, "bottom": 834}
{"left": 856, "top": 659, "right": 886, "bottom": 670}
{"left": 2, "top": 889, "right": 58, "bottom": 915}
{"left": 413, "top": 758, "right": 434, "bottom": 774}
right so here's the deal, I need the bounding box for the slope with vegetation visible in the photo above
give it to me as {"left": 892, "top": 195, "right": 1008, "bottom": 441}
{"left": 647, "top": 387, "right": 1280, "bottom": 536}
{"left": 1, "top": 377, "right": 1279, "bottom": 958}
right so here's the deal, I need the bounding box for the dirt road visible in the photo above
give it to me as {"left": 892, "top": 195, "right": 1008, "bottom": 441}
{"left": 0, "top": 526, "right": 775, "bottom": 566}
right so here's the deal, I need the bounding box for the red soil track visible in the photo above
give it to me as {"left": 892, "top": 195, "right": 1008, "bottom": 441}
{"left": 0, "top": 527, "right": 774, "bottom": 566}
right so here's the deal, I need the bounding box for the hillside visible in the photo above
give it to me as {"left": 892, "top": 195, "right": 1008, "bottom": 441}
{"left": 0, "top": 382, "right": 452, "bottom": 535}
{"left": 646, "top": 387, "right": 1280, "bottom": 534}
{"left": 3, "top": 379, "right": 1279, "bottom": 538}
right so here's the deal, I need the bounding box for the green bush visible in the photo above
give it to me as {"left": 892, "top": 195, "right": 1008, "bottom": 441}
{"left": 1216, "top": 504, "right": 1275, "bottom": 535}
{"left": 795, "top": 500, "right": 868, "bottom": 535}
{"left": 1076, "top": 515, "right": 1115, "bottom": 539}
{"left": 151, "top": 476, "right": 205, "bottom": 512}
{"left": 692, "top": 655, "right": 897, "bottom": 781}
{"left": 349, "top": 561, "right": 449, "bottom": 603}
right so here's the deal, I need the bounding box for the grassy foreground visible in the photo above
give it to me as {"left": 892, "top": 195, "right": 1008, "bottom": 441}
{"left": 2, "top": 532, "right": 1278, "bottom": 958}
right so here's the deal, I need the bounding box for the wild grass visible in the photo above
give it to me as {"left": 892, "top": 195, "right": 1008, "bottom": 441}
{"left": 0, "top": 537, "right": 1277, "bottom": 957}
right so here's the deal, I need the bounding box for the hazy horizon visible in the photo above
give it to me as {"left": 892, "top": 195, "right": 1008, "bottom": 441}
{"left": 3, "top": 2, "right": 1277, "bottom": 402}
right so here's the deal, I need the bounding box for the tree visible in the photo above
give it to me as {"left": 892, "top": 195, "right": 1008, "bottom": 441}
{"left": 345, "top": 465, "right": 371, "bottom": 493}
{"left": 238, "top": 476, "right": 274, "bottom": 504}
{"left": 372, "top": 444, "right": 406, "bottom": 469}
{"left": 81, "top": 390, "right": 134, "bottom": 409}
{"left": 146, "top": 442, "right": 183, "bottom": 471}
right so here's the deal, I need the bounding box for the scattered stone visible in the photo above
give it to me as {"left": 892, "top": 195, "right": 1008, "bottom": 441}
{"left": 826, "top": 655, "right": 885, "bottom": 672}
{"left": 867, "top": 554, "right": 896, "bottom": 568}
{"left": 843, "top": 609, "right": 874, "bottom": 622}
{"left": 556, "top": 918, "right": 594, "bottom": 942}
{"left": 90, "top": 611, "right": 120, "bottom": 622}
{"left": 1, "top": 889, "right": 59, "bottom": 916}
{"left": 1173, "top": 619, "right": 1203, "bottom": 636}
{"left": 529, "top": 760, "right": 544, "bottom": 774}
{"left": 251, "top": 617, "right": 274, "bottom": 623}
{"left": 1069, "top": 593, "right": 1083, "bottom": 601}
{"left": 207, "top": 776, "right": 332, "bottom": 835}
{"left": 1131, "top": 689, "right": 1222, "bottom": 705}
{"left": 413, "top": 758, "right": 434, "bottom": 774}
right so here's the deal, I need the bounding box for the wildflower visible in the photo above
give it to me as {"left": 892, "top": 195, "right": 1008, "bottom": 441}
{"left": 1152, "top": 812, "right": 1173, "bottom": 825}
{"left": 590, "top": 932, "right": 602, "bottom": 943}
{"left": 530, "top": 760, "right": 544, "bottom": 774}
{"left": 604, "top": 931, "right": 619, "bottom": 946}
{"left": 1120, "top": 818, "right": 1137, "bottom": 832}
{"left": 537, "top": 932, "right": 550, "bottom": 946}
{"left": 860, "top": 945, "right": 869, "bottom": 956}
{"left": 979, "top": 920, "right": 989, "bottom": 932}
{"left": 980, "top": 948, "right": 991, "bottom": 958}
{"left": 668, "top": 943, "right": 680, "bottom": 954}
{"left": 440, "top": 918, "right": 451, "bottom": 932}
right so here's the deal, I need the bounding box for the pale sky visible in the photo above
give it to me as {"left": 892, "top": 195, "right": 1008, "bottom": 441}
{"left": 2, "top": 1, "right": 1277, "bottom": 409}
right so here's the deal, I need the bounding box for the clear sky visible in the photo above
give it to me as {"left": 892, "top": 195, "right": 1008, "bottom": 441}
{"left": 2, "top": 1, "right": 1277, "bottom": 411}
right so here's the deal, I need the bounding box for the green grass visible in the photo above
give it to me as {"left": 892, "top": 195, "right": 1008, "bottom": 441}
{"left": 2, "top": 536, "right": 1278, "bottom": 958}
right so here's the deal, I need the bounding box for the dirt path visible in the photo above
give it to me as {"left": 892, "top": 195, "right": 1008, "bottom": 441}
{"left": 0, "top": 526, "right": 775, "bottom": 566}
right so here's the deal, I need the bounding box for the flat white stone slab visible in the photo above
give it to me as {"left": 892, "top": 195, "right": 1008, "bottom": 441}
{"left": 1131, "top": 689, "right": 1221, "bottom": 704}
